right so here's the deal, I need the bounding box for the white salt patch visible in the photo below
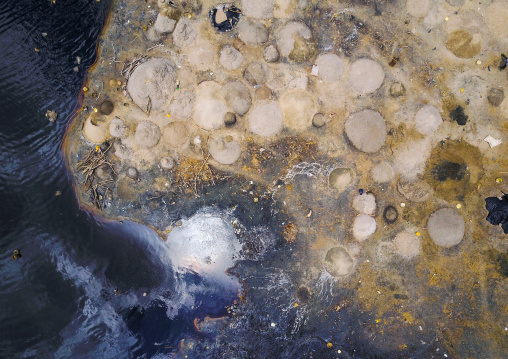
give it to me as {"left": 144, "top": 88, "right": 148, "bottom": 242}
{"left": 352, "top": 215, "right": 376, "bottom": 242}
{"left": 352, "top": 193, "right": 376, "bottom": 215}
{"left": 166, "top": 210, "right": 242, "bottom": 285}
{"left": 348, "top": 58, "right": 384, "bottom": 94}
{"left": 427, "top": 208, "right": 465, "bottom": 248}
{"left": 393, "top": 229, "right": 421, "bottom": 259}
{"left": 193, "top": 81, "right": 227, "bottom": 130}
{"left": 371, "top": 161, "right": 395, "bottom": 183}
{"left": 315, "top": 53, "right": 345, "bottom": 82}
{"left": 249, "top": 102, "right": 283, "bottom": 137}
{"left": 414, "top": 105, "right": 442, "bottom": 135}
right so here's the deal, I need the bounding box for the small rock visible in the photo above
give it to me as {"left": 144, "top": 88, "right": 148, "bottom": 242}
{"left": 12, "top": 249, "right": 22, "bottom": 260}
{"left": 487, "top": 88, "right": 504, "bottom": 107}
{"left": 126, "top": 167, "right": 138, "bottom": 179}
{"left": 255, "top": 85, "right": 273, "bottom": 101}
{"left": 224, "top": 112, "right": 237, "bottom": 126}
{"left": 263, "top": 44, "right": 279, "bottom": 63}
{"left": 389, "top": 82, "right": 406, "bottom": 97}
{"left": 45, "top": 110, "right": 58, "bottom": 122}
{"left": 100, "top": 100, "right": 114, "bottom": 115}
{"left": 312, "top": 113, "right": 326, "bottom": 128}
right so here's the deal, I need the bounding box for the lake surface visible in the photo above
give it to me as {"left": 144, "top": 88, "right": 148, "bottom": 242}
{"left": 0, "top": 1, "right": 238, "bottom": 357}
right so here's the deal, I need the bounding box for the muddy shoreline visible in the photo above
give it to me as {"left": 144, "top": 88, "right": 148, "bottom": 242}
{"left": 63, "top": 0, "right": 508, "bottom": 357}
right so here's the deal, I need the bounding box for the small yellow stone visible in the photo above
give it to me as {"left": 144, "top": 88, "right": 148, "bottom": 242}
{"left": 338, "top": 350, "right": 342, "bottom": 354}
{"left": 416, "top": 232, "right": 421, "bottom": 236}
{"left": 327, "top": 342, "right": 333, "bottom": 348}
{"left": 460, "top": 88, "right": 464, "bottom": 93}
{"left": 187, "top": 13, "right": 192, "bottom": 18}
{"left": 95, "top": 145, "right": 100, "bottom": 152}
{"left": 293, "top": 302, "right": 299, "bottom": 308}
{"left": 456, "top": 203, "right": 462, "bottom": 209}
{"left": 93, "top": 108, "right": 98, "bottom": 112}
{"left": 166, "top": 114, "right": 171, "bottom": 117}
{"left": 496, "top": 178, "right": 503, "bottom": 183}
{"left": 253, "top": 197, "right": 259, "bottom": 202}
{"left": 83, "top": 86, "right": 88, "bottom": 92}
{"left": 445, "top": 17, "right": 449, "bottom": 21}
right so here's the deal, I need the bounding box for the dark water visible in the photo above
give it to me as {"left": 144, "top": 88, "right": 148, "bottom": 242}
{"left": 0, "top": 1, "right": 235, "bottom": 357}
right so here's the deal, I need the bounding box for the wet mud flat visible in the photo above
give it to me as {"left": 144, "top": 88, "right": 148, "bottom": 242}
{"left": 63, "top": 0, "right": 508, "bottom": 357}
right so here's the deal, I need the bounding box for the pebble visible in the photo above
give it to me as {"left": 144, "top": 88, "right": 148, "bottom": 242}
{"left": 312, "top": 113, "right": 326, "bottom": 128}
{"left": 263, "top": 44, "right": 279, "bottom": 63}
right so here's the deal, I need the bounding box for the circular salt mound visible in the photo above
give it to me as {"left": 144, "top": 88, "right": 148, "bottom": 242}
{"left": 406, "top": 0, "right": 430, "bottom": 18}
{"left": 248, "top": 101, "right": 283, "bottom": 137}
{"left": 353, "top": 214, "right": 376, "bottom": 242}
{"left": 83, "top": 117, "right": 109, "bottom": 144}
{"left": 280, "top": 90, "right": 316, "bottom": 130}
{"left": 428, "top": 208, "right": 465, "bottom": 248}
{"left": 315, "top": 53, "right": 344, "bottom": 82}
{"left": 329, "top": 168, "right": 354, "bottom": 192}
{"left": 349, "top": 59, "right": 384, "bottom": 94}
{"left": 352, "top": 193, "right": 376, "bottom": 215}
{"left": 393, "top": 230, "right": 421, "bottom": 259}
{"left": 277, "top": 21, "right": 312, "bottom": 57}
{"left": 169, "top": 91, "right": 195, "bottom": 120}
{"left": 209, "top": 135, "right": 242, "bottom": 165}
{"left": 220, "top": 46, "right": 244, "bottom": 71}
{"left": 193, "top": 81, "right": 227, "bottom": 130}
{"left": 127, "top": 58, "right": 177, "bottom": 110}
{"left": 223, "top": 80, "right": 252, "bottom": 116}
{"left": 172, "top": 17, "right": 197, "bottom": 47}
{"left": 371, "top": 161, "right": 394, "bottom": 183}
{"left": 241, "top": 0, "right": 273, "bottom": 19}
{"left": 109, "top": 118, "right": 127, "bottom": 138}
{"left": 324, "top": 247, "right": 354, "bottom": 277}
{"left": 134, "top": 120, "right": 161, "bottom": 149}
{"left": 237, "top": 18, "right": 268, "bottom": 46}
{"left": 163, "top": 122, "right": 189, "bottom": 149}
{"left": 414, "top": 105, "right": 442, "bottom": 135}
{"left": 345, "top": 109, "right": 386, "bottom": 153}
